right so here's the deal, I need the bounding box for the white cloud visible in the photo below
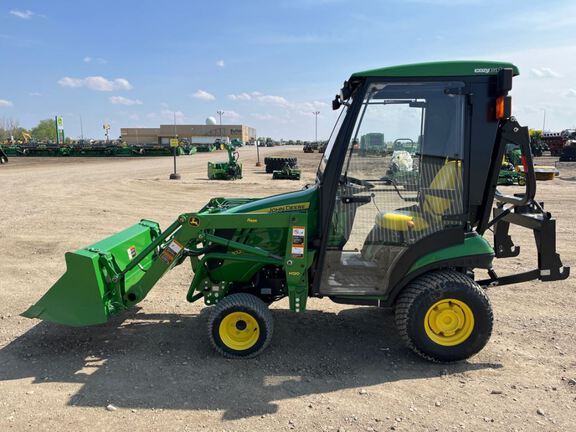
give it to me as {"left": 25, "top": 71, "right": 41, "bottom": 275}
{"left": 531, "top": 67, "right": 561, "bottom": 78}
{"left": 229, "top": 92, "right": 253, "bottom": 101}
{"left": 565, "top": 89, "right": 576, "bottom": 98}
{"left": 160, "top": 102, "right": 169, "bottom": 108}
{"left": 192, "top": 89, "right": 215, "bottom": 101}
{"left": 58, "top": 76, "right": 132, "bottom": 91}
{"left": 223, "top": 110, "right": 241, "bottom": 120}
{"left": 29, "top": 92, "right": 42, "bottom": 97}
{"left": 0, "top": 99, "right": 13, "bottom": 107}
{"left": 128, "top": 114, "right": 140, "bottom": 121}
{"left": 10, "top": 10, "right": 34, "bottom": 19}
{"left": 257, "top": 94, "right": 290, "bottom": 106}
{"left": 84, "top": 56, "right": 108, "bottom": 64}
{"left": 216, "top": 60, "right": 225, "bottom": 67}
{"left": 109, "top": 96, "right": 143, "bottom": 106}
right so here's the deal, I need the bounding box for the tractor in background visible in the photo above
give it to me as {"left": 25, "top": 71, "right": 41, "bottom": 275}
{"left": 207, "top": 141, "right": 242, "bottom": 180}
{"left": 272, "top": 162, "right": 301, "bottom": 180}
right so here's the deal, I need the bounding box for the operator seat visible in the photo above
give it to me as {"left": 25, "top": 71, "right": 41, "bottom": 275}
{"left": 362, "top": 160, "right": 462, "bottom": 258}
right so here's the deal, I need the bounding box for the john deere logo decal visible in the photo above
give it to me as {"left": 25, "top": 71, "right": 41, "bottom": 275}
{"left": 190, "top": 217, "right": 200, "bottom": 226}
{"left": 250, "top": 202, "right": 310, "bottom": 213}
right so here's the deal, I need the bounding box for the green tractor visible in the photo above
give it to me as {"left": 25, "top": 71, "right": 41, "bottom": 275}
{"left": 498, "top": 144, "right": 526, "bottom": 186}
{"left": 23, "top": 61, "right": 569, "bottom": 362}
{"left": 207, "top": 142, "right": 242, "bottom": 180}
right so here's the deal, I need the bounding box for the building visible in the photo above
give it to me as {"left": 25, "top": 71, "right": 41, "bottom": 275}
{"left": 120, "top": 124, "right": 257, "bottom": 145}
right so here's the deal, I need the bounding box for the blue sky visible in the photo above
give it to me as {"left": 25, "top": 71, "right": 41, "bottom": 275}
{"left": 1, "top": 0, "right": 575, "bottom": 140}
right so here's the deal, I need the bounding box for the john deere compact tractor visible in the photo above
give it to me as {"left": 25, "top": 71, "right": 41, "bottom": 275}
{"left": 23, "top": 61, "right": 569, "bottom": 362}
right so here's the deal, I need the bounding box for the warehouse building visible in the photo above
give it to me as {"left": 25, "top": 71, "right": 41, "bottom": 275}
{"left": 120, "top": 124, "right": 257, "bottom": 145}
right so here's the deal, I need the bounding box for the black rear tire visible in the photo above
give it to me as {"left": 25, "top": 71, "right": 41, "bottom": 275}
{"left": 265, "top": 157, "right": 297, "bottom": 172}
{"left": 208, "top": 293, "right": 274, "bottom": 359}
{"left": 395, "top": 270, "right": 493, "bottom": 362}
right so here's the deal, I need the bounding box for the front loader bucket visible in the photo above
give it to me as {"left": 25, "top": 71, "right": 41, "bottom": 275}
{"left": 22, "top": 220, "right": 161, "bottom": 326}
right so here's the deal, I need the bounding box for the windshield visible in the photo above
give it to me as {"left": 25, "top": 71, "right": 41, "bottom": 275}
{"left": 317, "top": 105, "right": 348, "bottom": 177}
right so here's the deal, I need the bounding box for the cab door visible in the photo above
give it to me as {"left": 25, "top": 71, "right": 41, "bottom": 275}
{"left": 319, "top": 81, "right": 467, "bottom": 296}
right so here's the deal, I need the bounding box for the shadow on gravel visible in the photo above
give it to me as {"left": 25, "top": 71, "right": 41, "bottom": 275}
{"left": 0, "top": 307, "right": 501, "bottom": 420}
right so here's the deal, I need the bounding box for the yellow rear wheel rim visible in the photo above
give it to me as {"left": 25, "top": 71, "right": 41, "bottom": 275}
{"left": 424, "top": 298, "right": 474, "bottom": 346}
{"left": 219, "top": 311, "right": 260, "bottom": 351}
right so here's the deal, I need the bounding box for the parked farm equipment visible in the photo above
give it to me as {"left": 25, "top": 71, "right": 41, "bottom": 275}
{"left": 272, "top": 162, "right": 301, "bottom": 180}
{"left": 264, "top": 157, "right": 297, "bottom": 173}
{"left": 207, "top": 142, "right": 242, "bottom": 180}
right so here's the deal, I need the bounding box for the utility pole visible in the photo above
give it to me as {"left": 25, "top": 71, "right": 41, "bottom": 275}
{"left": 256, "top": 139, "right": 262, "bottom": 167}
{"left": 169, "top": 111, "right": 181, "bottom": 180}
{"left": 542, "top": 109, "right": 547, "bottom": 132}
{"left": 103, "top": 124, "right": 110, "bottom": 143}
{"left": 217, "top": 110, "right": 224, "bottom": 145}
{"left": 79, "top": 115, "right": 84, "bottom": 141}
{"left": 313, "top": 111, "right": 320, "bottom": 148}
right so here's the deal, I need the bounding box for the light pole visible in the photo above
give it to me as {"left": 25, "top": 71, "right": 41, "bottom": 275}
{"left": 169, "top": 111, "right": 181, "bottom": 180}
{"left": 217, "top": 110, "right": 224, "bottom": 146}
{"left": 256, "top": 139, "right": 262, "bottom": 167}
{"left": 313, "top": 111, "right": 320, "bottom": 148}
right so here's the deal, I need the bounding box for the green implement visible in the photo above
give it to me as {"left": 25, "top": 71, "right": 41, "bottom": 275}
{"left": 24, "top": 61, "right": 569, "bottom": 362}
{"left": 272, "top": 163, "right": 301, "bottom": 180}
{"left": 207, "top": 142, "right": 242, "bottom": 180}
{"left": 22, "top": 221, "right": 161, "bottom": 326}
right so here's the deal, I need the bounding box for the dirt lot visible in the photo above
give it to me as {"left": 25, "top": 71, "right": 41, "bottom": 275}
{"left": 0, "top": 148, "right": 574, "bottom": 431}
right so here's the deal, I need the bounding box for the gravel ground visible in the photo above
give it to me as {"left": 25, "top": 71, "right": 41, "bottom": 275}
{"left": 0, "top": 148, "right": 574, "bottom": 431}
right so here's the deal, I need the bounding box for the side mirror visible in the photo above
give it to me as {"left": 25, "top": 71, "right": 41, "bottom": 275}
{"left": 332, "top": 95, "right": 341, "bottom": 110}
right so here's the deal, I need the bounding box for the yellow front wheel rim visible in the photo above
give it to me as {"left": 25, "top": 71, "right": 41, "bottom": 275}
{"left": 219, "top": 311, "right": 260, "bottom": 351}
{"left": 424, "top": 298, "right": 474, "bottom": 346}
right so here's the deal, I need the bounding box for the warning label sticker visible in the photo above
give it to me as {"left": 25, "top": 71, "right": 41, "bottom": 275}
{"left": 127, "top": 246, "right": 137, "bottom": 260}
{"left": 160, "top": 240, "right": 184, "bottom": 264}
{"left": 291, "top": 245, "right": 304, "bottom": 257}
{"left": 292, "top": 226, "right": 305, "bottom": 248}
{"left": 292, "top": 227, "right": 305, "bottom": 237}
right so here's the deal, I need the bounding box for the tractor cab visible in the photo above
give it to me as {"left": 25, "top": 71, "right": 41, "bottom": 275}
{"left": 314, "top": 61, "right": 567, "bottom": 301}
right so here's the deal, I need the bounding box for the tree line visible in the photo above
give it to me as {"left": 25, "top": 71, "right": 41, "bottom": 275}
{"left": 0, "top": 118, "right": 58, "bottom": 142}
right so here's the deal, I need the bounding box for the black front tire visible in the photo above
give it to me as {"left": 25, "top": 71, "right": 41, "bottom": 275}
{"left": 208, "top": 293, "right": 274, "bottom": 359}
{"left": 395, "top": 270, "right": 493, "bottom": 362}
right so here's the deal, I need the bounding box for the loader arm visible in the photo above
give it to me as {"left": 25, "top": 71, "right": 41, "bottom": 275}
{"left": 22, "top": 212, "right": 311, "bottom": 326}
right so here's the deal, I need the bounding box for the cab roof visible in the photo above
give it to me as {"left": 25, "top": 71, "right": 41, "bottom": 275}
{"left": 351, "top": 61, "right": 519, "bottom": 78}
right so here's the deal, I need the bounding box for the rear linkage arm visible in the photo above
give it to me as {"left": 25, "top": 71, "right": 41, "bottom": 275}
{"left": 478, "top": 118, "right": 570, "bottom": 287}
{"left": 115, "top": 212, "right": 311, "bottom": 312}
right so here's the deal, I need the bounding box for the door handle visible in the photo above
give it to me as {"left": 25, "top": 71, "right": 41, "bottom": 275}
{"left": 341, "top": 195, "right": 371, "bottom": 204}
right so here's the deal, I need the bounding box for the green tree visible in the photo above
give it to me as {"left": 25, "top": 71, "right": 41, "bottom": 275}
{"left": 31, "top": 119, "right": 57, "bottom": 141}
